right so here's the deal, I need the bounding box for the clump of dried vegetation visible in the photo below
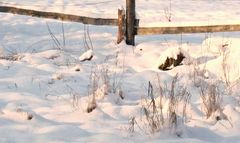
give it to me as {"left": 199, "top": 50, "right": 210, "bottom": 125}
{"left": 199, "top": 83, "right": 223, "bottom": 120}
{"left": 138, "top": 74, "right": 191, "bottom": 136}
{"left": 86, "top": 49, "right": 125, "bottom": 113}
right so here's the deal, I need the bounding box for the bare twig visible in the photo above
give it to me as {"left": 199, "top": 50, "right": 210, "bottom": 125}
{"left": 46, "top": 22, "right": 62, "bottom": 50}
{"left": 62, "top": 22, "right": 66, "bottom": 49}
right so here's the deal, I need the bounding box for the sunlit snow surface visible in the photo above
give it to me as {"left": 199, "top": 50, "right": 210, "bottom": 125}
{"left": 0, "top": 0, "right": 240, "bottom": 143}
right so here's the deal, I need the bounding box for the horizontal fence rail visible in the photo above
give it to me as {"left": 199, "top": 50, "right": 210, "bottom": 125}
{"left": 137, "top": 25, "right": 240, "bottom": 35}
{"left": 0, "top": 6, "right": 118, "bottom": 26}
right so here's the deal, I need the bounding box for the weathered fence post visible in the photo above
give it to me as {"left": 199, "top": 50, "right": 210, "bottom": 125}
{"left": 117, "top": 8, "right": 125, "bottom": 44}
{"left": 126, "top": 0, "right": 136, "bottom": 46}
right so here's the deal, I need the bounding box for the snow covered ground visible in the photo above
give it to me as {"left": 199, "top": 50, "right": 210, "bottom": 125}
{"left": 0, "top": 0, "right": 240, "bottom": 143}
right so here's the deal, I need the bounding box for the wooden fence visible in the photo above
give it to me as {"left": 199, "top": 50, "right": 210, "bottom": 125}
{"left": 1, "top": 0, "right": 240, "bottom": 46}
{"left": 124, "top": 0, "right": 240, "bottom": 45}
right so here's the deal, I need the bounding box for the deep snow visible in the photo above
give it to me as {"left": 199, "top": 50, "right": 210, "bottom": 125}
{"left": 0, "top": 0, "right": 240, "bottom": 143}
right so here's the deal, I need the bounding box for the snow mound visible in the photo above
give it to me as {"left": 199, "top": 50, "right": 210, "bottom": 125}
{"left": 155, "top": 46, "right": 191, "bottom": 70}
{"left": 79, "top": 49, "right": 93, "bottom": 62}
{"left": 204, "top": 38, "right": 240, "bottom": 83}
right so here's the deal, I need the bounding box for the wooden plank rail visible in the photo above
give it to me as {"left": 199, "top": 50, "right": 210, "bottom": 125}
{"left": 137, "top": 24, "right": 240, "bottom": 35}
{"left": 0, "top": 6, "right": 118, "bottom": 26}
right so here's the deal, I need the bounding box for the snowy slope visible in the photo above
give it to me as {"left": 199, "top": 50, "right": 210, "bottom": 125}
{"left": 0, "top": 0, "right": 240, "bottom": 143}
